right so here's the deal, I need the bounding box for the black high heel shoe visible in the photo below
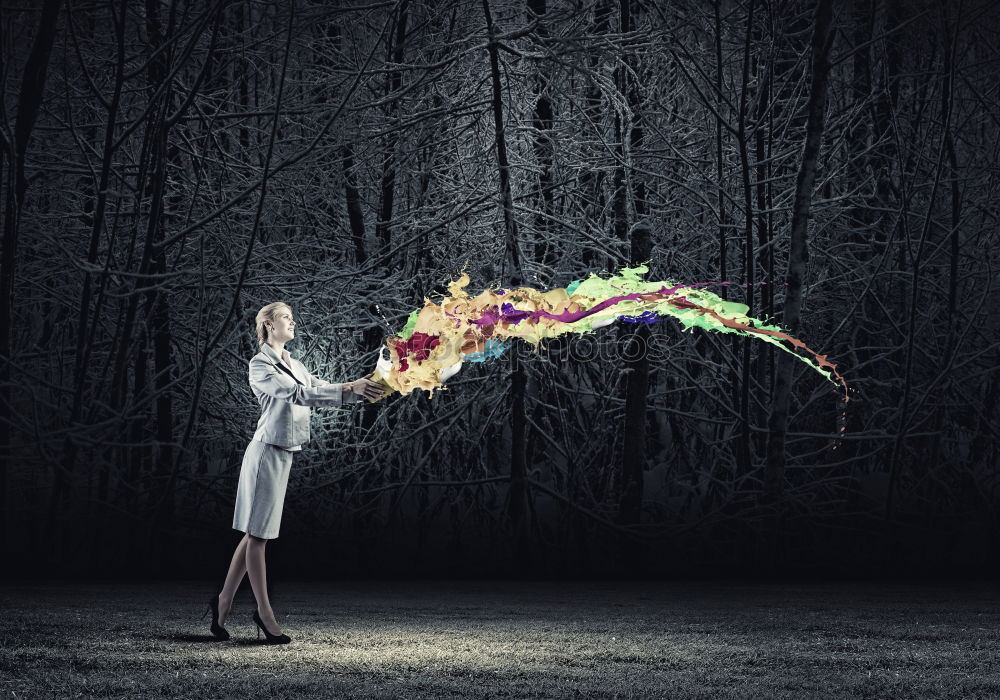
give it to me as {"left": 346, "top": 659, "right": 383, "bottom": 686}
{"left": 253, "top": 609, "right": 291, "bottom": 645}
{"left": 201, "top": 594, "right": 230, "bottom": 641}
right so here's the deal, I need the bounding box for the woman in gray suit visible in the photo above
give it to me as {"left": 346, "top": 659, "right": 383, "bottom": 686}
{"left": 204, "top": 301, "right": 385, "bottom": 644}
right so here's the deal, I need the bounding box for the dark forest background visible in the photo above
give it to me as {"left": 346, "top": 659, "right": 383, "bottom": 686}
{"left": 1, "top": 0, "right": 997, "bottom": 579}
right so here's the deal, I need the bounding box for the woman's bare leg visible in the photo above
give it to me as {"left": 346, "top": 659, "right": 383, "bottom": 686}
{"left": 217, "top": 532, "right": 250, "bottom": 626}
{"left": 246, "top": 535, "right": 281, "bottom": 633}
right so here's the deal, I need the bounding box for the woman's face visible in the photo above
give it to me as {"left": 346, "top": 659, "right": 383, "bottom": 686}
{"left": 269, "top": 307, "right": 296, "bottom": 343}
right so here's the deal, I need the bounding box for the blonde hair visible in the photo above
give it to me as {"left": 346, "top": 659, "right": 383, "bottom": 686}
{"left": 255, "top": 302, "right": 292, "bottom": 346}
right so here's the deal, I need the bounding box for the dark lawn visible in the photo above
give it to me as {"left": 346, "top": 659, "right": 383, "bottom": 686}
{"left": 1, "top": 579, "right": 997, "bottom": 699}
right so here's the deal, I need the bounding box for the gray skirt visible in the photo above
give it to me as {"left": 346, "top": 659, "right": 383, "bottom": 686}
{"left": 232, "top": 440, "right": 294, "bottom": 540}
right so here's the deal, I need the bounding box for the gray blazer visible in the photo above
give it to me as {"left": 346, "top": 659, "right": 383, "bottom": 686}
{"left": 249, "top": 343, "right": 362, "bottom": 448}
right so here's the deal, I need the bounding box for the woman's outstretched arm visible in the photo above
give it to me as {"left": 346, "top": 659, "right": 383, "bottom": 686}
{"left": 250, "top": 357, "right": 355, "bottom": 407}
{"left": 307, "top": 368, "right": 365, "bottom": 403}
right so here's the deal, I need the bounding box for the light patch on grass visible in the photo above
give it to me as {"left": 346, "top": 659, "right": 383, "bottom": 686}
{"left": 1, "top": 580, "right": 999, "bottom": 698}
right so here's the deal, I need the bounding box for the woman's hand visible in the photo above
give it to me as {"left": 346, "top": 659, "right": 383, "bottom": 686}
{"left": 349, "top": 373, "right": 387, "bottom": 401}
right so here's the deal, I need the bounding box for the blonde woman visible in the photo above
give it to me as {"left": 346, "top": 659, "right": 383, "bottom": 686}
{"left": 204, "top": 302, "right": 385, "bottom": 644}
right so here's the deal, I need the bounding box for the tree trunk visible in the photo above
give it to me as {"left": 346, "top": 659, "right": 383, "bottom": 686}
{"left": 615, "top": 0, "right": 648, "bottom": 572}
{"left": 764, "top": 0, "right": 835, "bottom": 504}
{"left": 754, "top": 68, "right": 773, "bottom": 392}
{"left": 343, "top": 145, "right": 368, "bottom": 265}
{"left": 88, "top": 0, "right": 128, "bottom": 566}
{"left": 483, "top": 0, "right": 528, "bottom": 569}
{"left": 142, "top": 0, "right": 179, "bottom": 574}
{"left": 711, "top": 0, "right": 733, "bottom": 465}
{"left": 885, "top": 0, "right": 959, "bottom": 519}
{"left": 712, "top": 0, "right": 728, "bottom": 301}
{"left": 528, "top": 0, "right": 556, "bottom": 281}
{"left": 579, "top": 0, "right": 612, "bottom": 270}
{"left": 735, "top": 0, "right": 756, "bottom": 483}
{"left": 618, "top": 224, "right": 651, "bottom": 530}
{"left": 375, "top": 0, "right": 410, "bottom": 257}
{"left": 1, "top": 0, "right": 63, "bottom": 554}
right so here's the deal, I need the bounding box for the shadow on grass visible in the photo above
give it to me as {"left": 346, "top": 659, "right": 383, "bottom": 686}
{"left": 162, "top": 632, "right": 280, "bottom": 647}
{"left": 163, "top": 633, "right": 231, "bottom": 643}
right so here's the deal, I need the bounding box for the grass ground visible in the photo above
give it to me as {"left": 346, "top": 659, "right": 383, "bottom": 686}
{"left": 1, "top": 579, "right": 998, "bottom": 699}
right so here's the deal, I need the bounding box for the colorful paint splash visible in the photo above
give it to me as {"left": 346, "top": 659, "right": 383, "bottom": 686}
{"left": 368, "top": 265, "right": 849, "bottom": 445}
